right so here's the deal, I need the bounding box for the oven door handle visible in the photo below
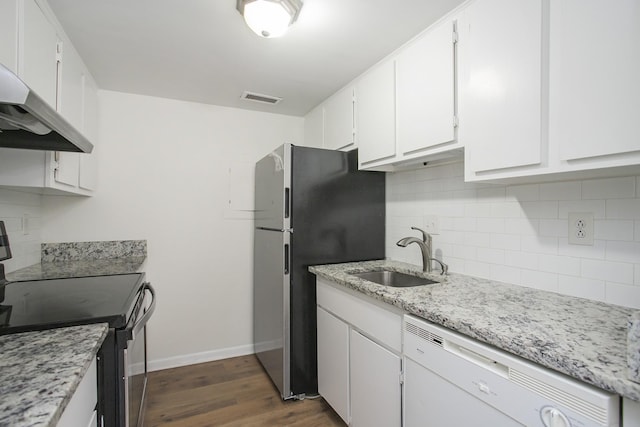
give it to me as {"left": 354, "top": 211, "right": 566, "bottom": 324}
{"left": 131, "top": 282, "right": 156, "bottom": 340}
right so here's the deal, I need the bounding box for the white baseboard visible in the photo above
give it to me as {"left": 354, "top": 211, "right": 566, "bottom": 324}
{"left": 147, "top": 344, "right": 255, "bottom": 372}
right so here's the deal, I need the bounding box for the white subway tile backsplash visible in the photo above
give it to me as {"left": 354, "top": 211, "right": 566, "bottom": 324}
{"left": 452, "top": 244, "right": 477, "bottom": 260}
{"left": 521, "top": 235, "right": 559, "bottom": 255}
{"left": 490, "top": 202, "right": 523, "bottom": 218}
{"left": 594, "top": 220, "right": 634, "bottom": 241}
{"left": 477, "top": 187, "right": 506, "bottom": 203}
{"left": 558, "top": 200, "right": 606, "bottom": 219}
{"left": 558, "top": 275, "right": 606, "bottom": 301}
{"left": 539, "top": 219, "right": 569, "bottom": 238}
{"left": 538, "top": 254, "right": 581, "bottom": 276}
{"left": 491, "top": 265, "right": 522, "bottom": 285}
{"left": 506, "top": 184, "right": 540, "bottom": 202}
{"left": 477, "top": 217, "right": 505, "bottom": 233}
{"left": 464, "top": 232, "right": 492, "bottom": 248}
{"left": 476, "top": 247, "right": 505, "bottom": 264}
{"left": 505, "top": 250, "right": 539, "bottom": 270}
{"left": 465, "top": 203, "right": 493, "bottom": 218}
{"left": 582, "top": 177, "right": 636, "bottom": 200}
{"left": 605, "top": 241, "right": 640, "bottom": 263}
{"left": 540, "top": 181, "right": 582, "bottom": 201}
{"left": 505, "top": 218, "right": 539, "bottom": 236}
{"left": 521, "top": 270, "right": 559, "bottom": 292}
{"left": 454, "top": 217, "right": 477, "bottom": 232}
{"left": 0, "top": 189, "right": 43, "bottom": 273}
{"left": 490, "top": 234, "right": 521, "bottom": 251}
{"left": 604, "top": 282, "right": 640, "bottom": 309}
{"left": 606, "top": 199, "right": 640, "bottom": 219}
{"left": 386, "top": 167, "right": 640, "bottom": 305}
{"left": 520, "top": 201, "right": 559, "bottom": 219}
{"left": 558, "top": 238, "right": 606, "bottom": 259}
{"left": 581, "top": 259, "right": 634, "bottom": 284}
{"left": 465, "top": 259, "right": 492, "bottom": 279}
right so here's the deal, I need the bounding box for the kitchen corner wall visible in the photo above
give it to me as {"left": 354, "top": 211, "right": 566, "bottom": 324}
{"left": 40, "top": 90, "right": 305, "bottom": 369}
{"left": 0, "top": 189, "right": 42, "bottom": 272}
{"left": 386, "top": 161, "right": 640, "bottom": 310}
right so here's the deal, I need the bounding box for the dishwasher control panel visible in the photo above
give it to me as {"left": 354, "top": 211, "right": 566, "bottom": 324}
{"left": 403, "top": 315, "right": 619, "bottom": 427}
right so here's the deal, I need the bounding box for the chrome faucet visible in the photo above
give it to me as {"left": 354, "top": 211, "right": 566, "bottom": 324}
{"left": 396, "top": 227, "right": 448, "bottom": 275}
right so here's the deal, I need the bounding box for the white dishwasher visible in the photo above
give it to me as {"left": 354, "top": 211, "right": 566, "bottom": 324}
{"left": 403, "top": 315, "right": 620, "bottom": 427}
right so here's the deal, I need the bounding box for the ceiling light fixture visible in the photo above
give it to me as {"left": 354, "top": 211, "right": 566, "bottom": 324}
{"left": 236, "top": 0, "right": 303, "bottom": 38}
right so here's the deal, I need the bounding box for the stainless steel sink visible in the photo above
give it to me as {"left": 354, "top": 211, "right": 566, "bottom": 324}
{"left": 350, "top": 270, "right": 439, "bottom": 288}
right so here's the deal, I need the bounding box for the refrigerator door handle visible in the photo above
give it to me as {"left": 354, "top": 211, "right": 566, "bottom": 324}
{"left": 284, "top": 187, "right": 290, "bottom": 219}
{"left": 284, "top": 244, "right": 290, "bottom": 275}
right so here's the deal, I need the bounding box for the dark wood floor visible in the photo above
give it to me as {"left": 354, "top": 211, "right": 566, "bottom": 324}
{"left": 143, "top": 354, "right": 346, "bottom": 426}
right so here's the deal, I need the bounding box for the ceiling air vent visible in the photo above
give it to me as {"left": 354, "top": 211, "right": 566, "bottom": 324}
{"left": 241, "top": 91, "right": 282, "bottom": 105}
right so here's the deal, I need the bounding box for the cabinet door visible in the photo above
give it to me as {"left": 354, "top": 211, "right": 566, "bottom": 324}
{"left": 397, "top": 16, "right": 456, "bottom": 155}
{"left": 19, "top": 0, "right": 58, "bottom": 108}
{"left": 79, "top": 74, "right": 99, "bottom": 191}
{"left": 550, "top": 0, "right": 640, "bottom": 162}
{"left": 350, "top": 330, "right": 401, "bottom": 427}
{"left": 304, "top": 104, "right": 324, "bottom": 149}
{"left": 356, "top": 61, "right": 396, "bottom": 165}
{"left": 317, "top": 307, "right": 349, "bottom": 424}
{"left": 0, "top": 0, "right": 19, "bottom": 73}
{"left": 462, "top": 0, "right": 543, "bottom": 174}
{"left": 323, "top": 87, "right": 354, "bottom": 150}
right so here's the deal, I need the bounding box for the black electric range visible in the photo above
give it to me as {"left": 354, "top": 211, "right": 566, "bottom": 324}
{"left": 0, "top": 274, "right": 144, "bottom": 334}
{"left": 0, "top": 273, "right": 156, "bottom": 427}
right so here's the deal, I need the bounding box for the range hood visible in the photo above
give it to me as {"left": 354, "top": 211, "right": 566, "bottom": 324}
{"left": 0, "top": 64, "right": 93, "bottom": 153}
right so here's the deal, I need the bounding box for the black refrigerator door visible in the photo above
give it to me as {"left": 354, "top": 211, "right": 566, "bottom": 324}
{"left": 254, "top": 144, "right": 291, "bottom": 231}
{"left": 288, "top": 147, "right": 385, "bottom": 395}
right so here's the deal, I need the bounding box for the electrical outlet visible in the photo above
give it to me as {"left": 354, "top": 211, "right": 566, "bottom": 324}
{"left": 424, "top": 215, "right": 439, "bottom": 235}
{"left": 568, "top": 212, "right": 593, "bottom": 245}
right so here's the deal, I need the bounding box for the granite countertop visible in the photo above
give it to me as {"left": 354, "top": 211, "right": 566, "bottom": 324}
{"left": 6, "top": 257, "right": 147, "bottom": 282}
{"left": 0, "top": 324, "right": 109, "bottom": 427}
{"left": 310, "top": 259, "right": 640, "bottom": 402}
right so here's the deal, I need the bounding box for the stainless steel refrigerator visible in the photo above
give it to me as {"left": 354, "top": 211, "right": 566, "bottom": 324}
{"left": 253, "top": 144, "right": 385, "bottom": 400}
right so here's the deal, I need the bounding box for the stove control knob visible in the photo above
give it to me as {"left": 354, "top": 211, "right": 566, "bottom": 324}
{"left": 540, "top": 406, "right": 571, "bottom": 427}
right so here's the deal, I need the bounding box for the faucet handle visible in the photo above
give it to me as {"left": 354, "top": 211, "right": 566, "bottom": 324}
{"left": 431, "top": 259, "right": 449, "bottom": 276}
{"left": 411, "top": 226, "right": 430, "bottom": 243}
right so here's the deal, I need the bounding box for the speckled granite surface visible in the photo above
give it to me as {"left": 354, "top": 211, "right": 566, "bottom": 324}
{"left": 310, "top": 259, "right": 640, "bottom": 401}
{"left": 6, "top": 240, "right": 147, "bottom": 282}
{"left": 630, "top": 312, "right": 640, "bottom": 384}
{"left": 0, "top": 324, "right": 108, "bottom": 427}
{"left": 41, "top": 240, "right": 146, "bottom": 262}
{"left": 6, "top": 257, "right": 146, "bottom": 282}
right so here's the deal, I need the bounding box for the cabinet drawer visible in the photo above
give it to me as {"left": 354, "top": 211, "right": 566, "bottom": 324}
{"left": 316, "top": 278, "right": 402, "bottom": 351}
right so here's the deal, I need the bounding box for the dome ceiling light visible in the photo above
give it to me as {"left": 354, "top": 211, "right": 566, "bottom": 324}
{"left": 236, "top": 0, "right": 303, "bottom": 38}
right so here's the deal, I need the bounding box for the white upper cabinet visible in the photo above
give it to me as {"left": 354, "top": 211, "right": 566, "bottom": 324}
{"left": 549, "top": 0, "right": 640, "bottom": 166}
{"left": 0, "top": 0, "right": 99, "bottom": 196}
{"left": 356, "top": 60, "right": 396, "bottom": 166}
{"left": 0, "top": 1, "right": 19, "bottom": 73}
{"left": 303, "top": 104, "right": 324, "bottom": 149}
{"left": 462, "top": 0, "right": 544, "bottom": 179}
{"left": 396, "top": 14, "right": 458, "bottom": 157}
{"left": 20, "top": 0, "right": 59, "bottom": 109}
{"left": 323, "top": 86, "right": 355, "bottom": 151}
{"left": 79, "top": 73, "right": 99, "bottom": 191}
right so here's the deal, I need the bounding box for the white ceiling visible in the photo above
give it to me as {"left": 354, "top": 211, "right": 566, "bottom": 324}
{"left": 48, "top": 0, "right": 465, "bottom": 117}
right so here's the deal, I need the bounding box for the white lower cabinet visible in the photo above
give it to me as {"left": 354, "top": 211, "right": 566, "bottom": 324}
{"left": 317, "top": 306, "right": 349, "bottom": 423}
{"left": 349, "top": 329, "right": 401, "bottom": 427}
{"left": 58, "top": 358, "right": 97, "bottom": 427}
{"left": 316, "top": 278, "right": 402, "bottom": 427}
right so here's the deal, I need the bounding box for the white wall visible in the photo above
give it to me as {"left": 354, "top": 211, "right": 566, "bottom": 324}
{"left": 41, "top": 90, "right": 305, "bottom": 369}
{"left": 386, "top": 161, "right": 640, "bottom": 309}
{"left": 0, "top": 189, "right": 42, "bottom": 272}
